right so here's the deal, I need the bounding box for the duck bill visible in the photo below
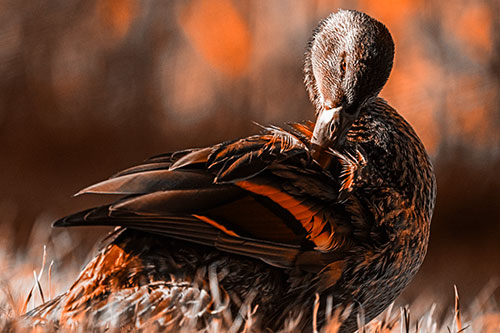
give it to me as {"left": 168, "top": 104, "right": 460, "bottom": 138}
{"left": 310, "top": 106, "right": 349, "bottom": 168}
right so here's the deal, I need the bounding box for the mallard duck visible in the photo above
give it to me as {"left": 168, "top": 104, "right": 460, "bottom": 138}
{"left": 24, "top": 9, "right": 436, "bottom": 332}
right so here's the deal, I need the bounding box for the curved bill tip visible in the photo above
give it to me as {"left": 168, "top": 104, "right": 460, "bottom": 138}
{"left": 311, "top": 106, "right": 340, "bottom": 149}
{"left": 310, "top": 106, "right": 341, "bottom": 168}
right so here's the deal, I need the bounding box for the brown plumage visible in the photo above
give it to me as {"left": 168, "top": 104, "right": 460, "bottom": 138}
{"left": 23, "top": 9, "right": 436, "bottom": 332}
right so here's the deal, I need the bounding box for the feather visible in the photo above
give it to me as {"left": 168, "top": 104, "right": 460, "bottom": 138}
{"left": 76, "top": 170, "right": 218, "bottom": 196}
{"left": 169, "top": 147, "right": 214, "bottom": 170}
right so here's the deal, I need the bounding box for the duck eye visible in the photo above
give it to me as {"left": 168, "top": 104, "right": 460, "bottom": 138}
{"left": 340, "top": 58, "right": 346, "bottom": 73}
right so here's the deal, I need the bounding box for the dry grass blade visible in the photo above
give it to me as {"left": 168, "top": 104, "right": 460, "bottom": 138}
{"left": 34, "top": 246, "right": 48, "bottom": 305}
{"left": 323, "top": 303, "right": 352, "bottom": 333}
{"left": 454, "top": 285, "right": 462, "bottom": 332}
{"left": 229, "top": 290, "right": 258, "bottom": 333}
{"left": 313, "top": 293, "right": 320, "bottom": 333}
{"left": 208, "top": 264, "right": 221, "bottom": 308}
{"left": 20, "top": 245, "right": 49, "bottom": 315}
{"left": 48, "top": 260, "right": 54, "bottom": 300}
{"left": 33, "top": 270, "right": 45, "bottom": 304}
{"left": 371, "top": 302, "right": 399, "bottom": 332}
{"left": 400, "top": 306, "right": 410, "bottom": 333}
{"left": 241, "top": 303, "right": 259, "bottom": 333}
{"left": 20, "top": 284, "right": 34, "bottom": 315}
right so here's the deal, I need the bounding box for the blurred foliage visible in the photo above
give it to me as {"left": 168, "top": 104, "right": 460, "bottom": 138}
{"left": 0, "top": 0, "right": 499, "bottom": 301}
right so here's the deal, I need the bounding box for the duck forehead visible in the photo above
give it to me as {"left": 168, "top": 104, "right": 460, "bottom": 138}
{"left": 343, "top": 26, "right": 361, "bottom": 53}
{"left": 310, "top": 29, "right": 360, "bottom": 93}
{"left": 315, "top": 21, "right": 361, "bottom": 61}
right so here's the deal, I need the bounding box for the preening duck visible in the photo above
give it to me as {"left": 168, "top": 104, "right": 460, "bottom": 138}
{"left": 24, "top": 9, "right": 436, "bottom": 332}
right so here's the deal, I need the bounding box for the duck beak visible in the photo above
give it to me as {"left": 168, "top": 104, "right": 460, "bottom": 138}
{"left": 310, "top": 106, "right": 351, "bottom": 168}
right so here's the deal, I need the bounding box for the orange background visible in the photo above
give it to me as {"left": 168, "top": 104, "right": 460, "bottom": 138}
{"left": 0, "top": 0, "right": 499, "bottom": 309}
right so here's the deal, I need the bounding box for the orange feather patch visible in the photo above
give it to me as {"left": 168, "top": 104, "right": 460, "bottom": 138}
{"left": 192, "top": 214, "right": 239, "bottom": 237}
{"left": 236, "top": 180, "right": 334, "bottom": 251}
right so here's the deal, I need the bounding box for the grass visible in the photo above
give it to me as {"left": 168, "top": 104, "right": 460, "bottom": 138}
{"left": 0, "top": 216, "right": 499, "bottom": 332}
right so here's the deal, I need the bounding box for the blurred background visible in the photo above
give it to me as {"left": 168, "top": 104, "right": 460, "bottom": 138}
{"left": 0, "top": 0, "right": 499, "bottom": 315}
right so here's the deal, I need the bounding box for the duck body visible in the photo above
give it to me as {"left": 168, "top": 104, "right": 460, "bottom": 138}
{"left": 24, "top": 9, "right": 436, "bottom": 332}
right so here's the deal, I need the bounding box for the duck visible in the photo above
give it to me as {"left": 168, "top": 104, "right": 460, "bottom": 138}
{"left": 23, "top": 9, "right": 436, "bottom": 332}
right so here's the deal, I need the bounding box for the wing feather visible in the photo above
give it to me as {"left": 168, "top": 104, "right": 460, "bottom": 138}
{"left": 111, "top": 162, "right": 172, "bottom": 178}
{"left": 55, "top": 124, "right": 353, "bottom": 269}
{"left": 109, "top": 187, "right": 245, "bottom": 215}
{"left": 77, "top": 170, "right": 219, "bottom": 196}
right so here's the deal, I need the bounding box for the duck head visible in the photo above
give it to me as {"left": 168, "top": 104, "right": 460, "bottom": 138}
{"left": 304, "top": 10, "right": 395, "bottom": 167}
